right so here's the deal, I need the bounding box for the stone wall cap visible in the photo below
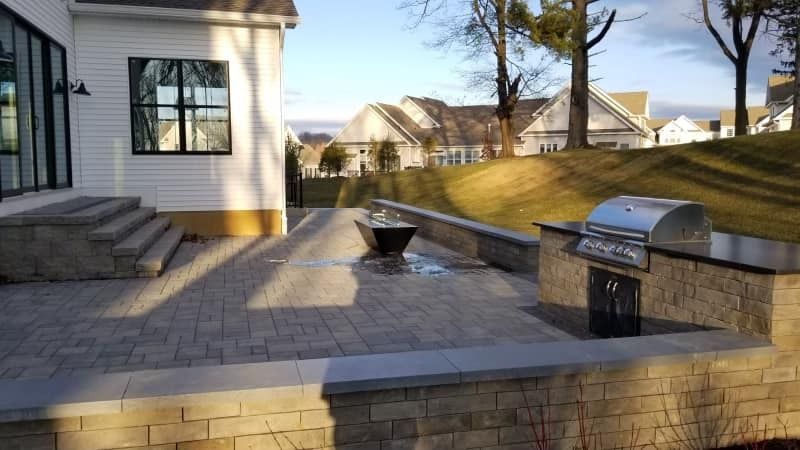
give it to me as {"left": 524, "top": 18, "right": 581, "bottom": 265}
{"left": 373, "top": 199, "right": 540, "bottom": 246}
{"left": 0, "top": 330, "right": 774, "bottom": 422}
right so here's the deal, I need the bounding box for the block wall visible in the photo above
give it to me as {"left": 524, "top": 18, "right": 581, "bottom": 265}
{"left": 537, "top": 228, "right": 800, "bottom": 343}
{"left": 2, "top": 353, "right": 799, "bottom": 449}
{"left": 376, "top": 204, "right": 539, "bottom": 272}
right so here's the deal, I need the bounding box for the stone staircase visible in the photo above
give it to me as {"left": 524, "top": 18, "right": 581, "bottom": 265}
{"left": 0, "top": 196, "right": 184, "bottom": 282}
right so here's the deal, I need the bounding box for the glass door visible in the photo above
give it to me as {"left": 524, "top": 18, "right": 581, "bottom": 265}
{"left": 14, "top": 23, "right": 34, "bottom": 193}
{"left": 0, "top": 7, "right": 71, "bottom": 201}
{"left": 0, "top": 13, "right": 19, "bottom": 195}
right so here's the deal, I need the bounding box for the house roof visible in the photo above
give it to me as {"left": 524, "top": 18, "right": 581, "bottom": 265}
{"left": 73, "top": 0, "right": 299, "bottom": 17}
{"left": 695, "top": 120, "right": 721, "bottom": 133}
{"left": 608, "top": 91, "right": 648, "bottom": 116}
{"left": 648, "top": 117, "right": 720, "bottom": 133}
{"left": 767, "top": 74, "right": 795, "bottom": 104}
{"left": 373, "top": 97, "right": 548, "bottom": 147}
{"left": 720, "top": 107, "right": 770, "bottom": 127}
{"left": 647, "top": 118, "right": 672, "bottom": 132}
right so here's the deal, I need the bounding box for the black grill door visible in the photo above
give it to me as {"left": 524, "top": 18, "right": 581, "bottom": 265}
{"left": 589, "top": 268, "right": 641, "bottom": 338}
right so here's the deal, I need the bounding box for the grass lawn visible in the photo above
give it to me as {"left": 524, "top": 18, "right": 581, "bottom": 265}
{"left": 302, "top": 178, "right": 348, "bottom": 208}
{"left": 304, "top": 130, "right": 800, "bottom": 243}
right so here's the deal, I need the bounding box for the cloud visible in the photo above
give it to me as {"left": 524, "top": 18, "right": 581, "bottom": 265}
{"left": 285, "top": 89, "right": 304, "bottom": 106}
{"left": 650, "top": 100, "right": 727, "bottom": 120}
{"left": 287, "top": 119, "right": 347, "bottom": 135}
{"left": 606, "top": 0, "right": 780, "bottom": 92}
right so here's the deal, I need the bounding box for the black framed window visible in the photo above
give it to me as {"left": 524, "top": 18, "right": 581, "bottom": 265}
{"left": 129, "top": 58, "right": 231, "bottom": 154}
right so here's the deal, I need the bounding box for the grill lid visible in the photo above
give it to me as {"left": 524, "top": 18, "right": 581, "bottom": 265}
{"left": 585, "top": 196, "right": 711, "bottom": 243}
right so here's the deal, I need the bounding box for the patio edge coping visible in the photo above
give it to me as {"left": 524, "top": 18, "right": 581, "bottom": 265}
{"left": 0, "top": 329, "right": 775, "bottom": 423}
{"left": 371, "top": 199, "right": 540, "bottom": 247}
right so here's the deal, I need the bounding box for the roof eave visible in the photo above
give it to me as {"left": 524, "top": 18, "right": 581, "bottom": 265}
{"left": 68, "top": 1, "right": 301, "bottom": 27}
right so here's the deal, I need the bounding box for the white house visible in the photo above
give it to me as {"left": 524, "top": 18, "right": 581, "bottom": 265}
{"left": 0, "top": 0, "right": 299, "bottom": 236}
{"left": 718, "top": 107, "right": 771, "bottom": 138}
{"left": 648, "top": 115, "right": 718, "bottom": 145}
{"left": 517, "top": 83, "right": 656, "bottom": 154}
{"left": 331, "top": 96, "right": 547, "bottom": 173}
{"left": 759, "top": 74, "right": 795, "bottom": 133}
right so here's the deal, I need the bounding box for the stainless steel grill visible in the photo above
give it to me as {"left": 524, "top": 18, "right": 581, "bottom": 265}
{"left": 577, "top": 196, "right": 712, "bottom": 269}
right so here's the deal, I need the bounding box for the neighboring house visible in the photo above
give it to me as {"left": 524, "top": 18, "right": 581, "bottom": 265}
{"left": 759, "top": 74, "right": 795, "bottom": 133}
{"left": 517, "top": 84, "right": 656, "bottom": 154}
{"left": 331, "top": 96, "right": 547, "bottom": 173}
{"left": 766, "top": 74, "right": 794, "bottom": 118}
{"left": 300, "top": 145, "right": 321, "bottom": 178}
{"left": 0, "top": 0, "right": 299, "bottom": 236}
{"left": 286, "top": 125, "right": 302, "bottom": 146}
{"left": 719, "top": 107, "right": 771, "bottom": 138}
{"left": 648, "top": 115, "right": 719, "bottom": 145}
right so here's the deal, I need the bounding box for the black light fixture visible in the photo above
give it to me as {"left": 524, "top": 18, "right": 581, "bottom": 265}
{"left": 71, "top": 80, "right": 91, "bottom": 96}
{"left": 53, "top": 79, "right": 65, "bottom": 94}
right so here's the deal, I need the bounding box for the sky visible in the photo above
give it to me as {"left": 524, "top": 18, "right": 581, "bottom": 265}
{"left": 284, "top": 0, "right": 785, "bottom": 135}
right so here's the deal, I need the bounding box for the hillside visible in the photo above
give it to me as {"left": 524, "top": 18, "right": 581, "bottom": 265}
{"left": 313, "top": 130, "right": 800, "bottom": 243}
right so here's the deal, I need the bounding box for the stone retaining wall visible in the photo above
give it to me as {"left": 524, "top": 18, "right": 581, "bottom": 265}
{"left": 3, "top": 353, "right": 799, "bottom": 450}
{"left": 0, "top": 223, "right": 126, "bottom": 281}
{"left": 0, "top": 331, "right": 782, "bottom": 450}
{"left": 372, "top": 200, "right": 539, "bottom": 272}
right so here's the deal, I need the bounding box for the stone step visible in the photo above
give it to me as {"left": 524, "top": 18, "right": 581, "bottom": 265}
{"left": 87, "top": 207, "right": 156, "bottom": 242}
{"left": 112, "top": 217, "right": 170, "bottom": 257}
{"left": 136, "top": 225, "right": 185, "bottom": 275}
{"left": 0, "top": 197, "right": 140, "bottom": 226}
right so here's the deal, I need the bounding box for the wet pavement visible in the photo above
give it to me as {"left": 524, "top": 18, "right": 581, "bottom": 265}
{"left": 0, "top": 208, "right": 573, "bottom": 379}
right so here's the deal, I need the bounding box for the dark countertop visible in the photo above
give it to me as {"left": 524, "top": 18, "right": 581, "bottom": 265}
{"left": 534, "top": 221, "right": 800, "bottom": 275}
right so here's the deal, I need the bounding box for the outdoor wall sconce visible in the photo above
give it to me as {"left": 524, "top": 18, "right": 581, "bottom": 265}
{"left": 54, "top": 79, "right": 92, "bottom": 96}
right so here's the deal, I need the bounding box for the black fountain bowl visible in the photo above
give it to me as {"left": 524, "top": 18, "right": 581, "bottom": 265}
{"left": 355, "top": 218, "right": 418, "bottom": 254}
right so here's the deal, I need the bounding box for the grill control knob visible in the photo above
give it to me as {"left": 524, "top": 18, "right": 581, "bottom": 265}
{"left": 584, "top": 240, "right": 594, "bottom": 250}
{"left": 596, "top": 243, "right": 607, "bottom": 253}
{"left": 624, "top": 249, "right": 636, "bottom": 258}
{"left": 609, "top": 246, "right": 617, "bottom": 254}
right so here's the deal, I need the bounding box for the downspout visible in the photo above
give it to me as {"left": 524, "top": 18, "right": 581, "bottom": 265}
{"left": 279, "top": 22, "right": 287, "bottom": 234}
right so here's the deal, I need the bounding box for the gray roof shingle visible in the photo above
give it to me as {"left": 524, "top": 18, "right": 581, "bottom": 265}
{"left": 375, "top": 97, "right": 548, "bottom": 147}
{"left": 74, "top": 0, "right": 299, "bottom": 17}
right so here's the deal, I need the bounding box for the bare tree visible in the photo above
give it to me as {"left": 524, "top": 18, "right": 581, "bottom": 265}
{"left": 565, "top": 0, "right": 618, "bottom": 149}
{"left": 401, "top": 0, "right": 568, "bottom": 158}
{"left": 700, "top": 0, "right": 772, "bottom": 136}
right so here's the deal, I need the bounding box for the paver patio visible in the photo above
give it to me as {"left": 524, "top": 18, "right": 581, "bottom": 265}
{"left": 0, "top": 209, "right": 572, "bottom": 379}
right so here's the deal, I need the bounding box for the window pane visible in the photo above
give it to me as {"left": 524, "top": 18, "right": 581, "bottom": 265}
{"left": 182, "top": 61, "right": 228, "bottom": 107}
{"left": 51, "top": 44, "right": 68, "bottom": 186}
{"left": 130, "top": 59, "right": 178, "bottom": 105}
{"left": 15, "top": 25, "right": 33, "bottom": 190}
{"left": 31, "top": 36, "right": 47, "bottom": 189}
{"left": 0, "top": 13, "right": 19, "bottom": 193}
{"left": 184, "top": 107, "right": 229, "bottom": 151}
{"left": 132, "top": 106, "right": 180, "bottom": 152}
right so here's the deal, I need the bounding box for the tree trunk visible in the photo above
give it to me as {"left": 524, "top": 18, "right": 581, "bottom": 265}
{"left": 565, "top": 0, "right": 590, "bottom": 149}
{"left": 498, "top": 115, "right": 515, "bottom": 158}
{"left": 734, "top": 57, "right": 749, "bottom": 136}
{"left": 793, "top": 28, "right": 800, "bottom": 130}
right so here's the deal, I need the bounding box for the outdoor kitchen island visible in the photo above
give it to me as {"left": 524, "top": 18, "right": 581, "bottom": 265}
{"left": 535, "top": 218, "right": 800, "bottom": 347}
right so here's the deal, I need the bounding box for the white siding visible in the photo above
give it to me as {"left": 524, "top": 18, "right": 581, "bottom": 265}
{"left": 523, "top": 94, "right": 633, "bottom": 134}
{"left": 334, "top": 105, "right": 409, "bottom": 145}
{"left": 521, "top": 134, "right": 643, "bottom": 155}
{"left": 74, "top": 15, "right": 284, "bottom": 212}
{"left": 0, "top": 0, "right": 81, "bottom": 189}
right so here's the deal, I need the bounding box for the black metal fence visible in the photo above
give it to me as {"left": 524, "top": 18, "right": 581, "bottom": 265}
{"left": 286, "top": 172, "right": 303, "bottom": 208}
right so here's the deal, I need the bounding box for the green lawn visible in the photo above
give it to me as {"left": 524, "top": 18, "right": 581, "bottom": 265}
{"left": 302, "top": 178, "right": 348, "bottom": 208}
{"left": 305, "top": 130, "right": 800, "bottom": 243}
